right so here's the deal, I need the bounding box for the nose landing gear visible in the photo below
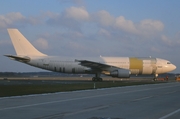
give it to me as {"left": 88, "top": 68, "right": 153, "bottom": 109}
{"left": 153, "top": 74, "right": 158, "bottom": 81}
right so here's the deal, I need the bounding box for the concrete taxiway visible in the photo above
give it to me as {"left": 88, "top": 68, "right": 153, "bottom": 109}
{"left": 0, "top": 82, "right": 180, "bottom": 119}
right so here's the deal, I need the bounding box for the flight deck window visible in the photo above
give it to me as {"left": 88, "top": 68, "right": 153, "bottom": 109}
{"left": 167, "top": 62, "right": 171, "bottom": 64}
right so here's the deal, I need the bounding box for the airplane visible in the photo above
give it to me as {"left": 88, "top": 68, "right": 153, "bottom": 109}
{"left": 5, "top": 29, "right": 176, "bottom": 81}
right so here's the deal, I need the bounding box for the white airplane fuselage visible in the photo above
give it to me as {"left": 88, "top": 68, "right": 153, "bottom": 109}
{"left": 28, "top": 56, "right": 175, "bottom": 75}
{"left": 5, "top": 29, "right": 176, "bottom": 81}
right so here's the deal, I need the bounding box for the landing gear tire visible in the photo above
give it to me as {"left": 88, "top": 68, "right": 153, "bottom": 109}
{"left": 92, "top": 77, "right": 103, "bottom": 82}
{"left": 153, "top": 78, "right": 157, "bottom": 81}
{"left": 99, "top": 78, "right": 102, "bottom": 81}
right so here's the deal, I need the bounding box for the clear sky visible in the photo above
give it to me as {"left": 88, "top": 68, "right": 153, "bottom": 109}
{"left": 0, "top": 0, "right": 180, "bottom": 73}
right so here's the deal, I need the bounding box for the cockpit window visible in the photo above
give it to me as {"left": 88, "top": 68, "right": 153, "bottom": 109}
{"left": 167, "top": 62, "right": 171, "bottom": 64}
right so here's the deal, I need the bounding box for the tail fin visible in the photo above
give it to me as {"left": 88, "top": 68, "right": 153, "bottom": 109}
{"left": 7, "top": 29, "right": 47, "bottom": 56}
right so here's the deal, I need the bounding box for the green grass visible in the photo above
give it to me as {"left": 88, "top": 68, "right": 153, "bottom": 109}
{"left": 0, "top": 81, "right": 163, "bottom": 97}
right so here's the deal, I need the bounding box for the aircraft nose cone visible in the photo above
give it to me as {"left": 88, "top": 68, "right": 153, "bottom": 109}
{"left": 172, "top": 64, "right": 176, "bottom": 70}
{"left": 164, "top": 64, "right": 176, "bottom": 73}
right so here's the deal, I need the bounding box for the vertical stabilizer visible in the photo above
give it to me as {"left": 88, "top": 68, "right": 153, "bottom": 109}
{"left": 7, "top": 29, "right": 47, "bottom": 56}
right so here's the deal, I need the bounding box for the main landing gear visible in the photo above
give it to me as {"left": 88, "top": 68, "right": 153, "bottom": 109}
{"left": 92, "top": 73, "right": 103, "bottom": 81}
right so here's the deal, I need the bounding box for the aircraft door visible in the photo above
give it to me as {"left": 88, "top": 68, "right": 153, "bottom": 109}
{"left": 42, "top": 59, "right": 50, "bottom": 69}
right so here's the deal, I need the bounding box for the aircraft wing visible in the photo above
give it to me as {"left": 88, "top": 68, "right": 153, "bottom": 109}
{"left": 75, "top": 59, "right": 118, "bottom": 71}
{"left": 76, "top": 59, "right": 131, "bottom": 78}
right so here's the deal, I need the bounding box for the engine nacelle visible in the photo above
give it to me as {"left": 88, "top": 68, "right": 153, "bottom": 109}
{"left": 110, "top": 69, "right": 131, "bottom": 78}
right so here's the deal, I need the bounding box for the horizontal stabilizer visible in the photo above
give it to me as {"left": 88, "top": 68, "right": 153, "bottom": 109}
{"left": 4, "top": 54, "right": 30, "bottom": 62}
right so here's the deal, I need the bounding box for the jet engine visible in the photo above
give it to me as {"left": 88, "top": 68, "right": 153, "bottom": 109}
{"left": 110, "top": 69, "right": 131, "bottom": 78}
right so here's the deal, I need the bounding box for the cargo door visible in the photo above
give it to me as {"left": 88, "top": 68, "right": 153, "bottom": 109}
{"left": 142, "top": 60, "right": 152, "bottom": 74}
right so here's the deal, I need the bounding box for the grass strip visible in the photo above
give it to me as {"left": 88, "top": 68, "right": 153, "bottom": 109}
{"left": 0, "top": 81, "right": 163, "bottom": 97}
